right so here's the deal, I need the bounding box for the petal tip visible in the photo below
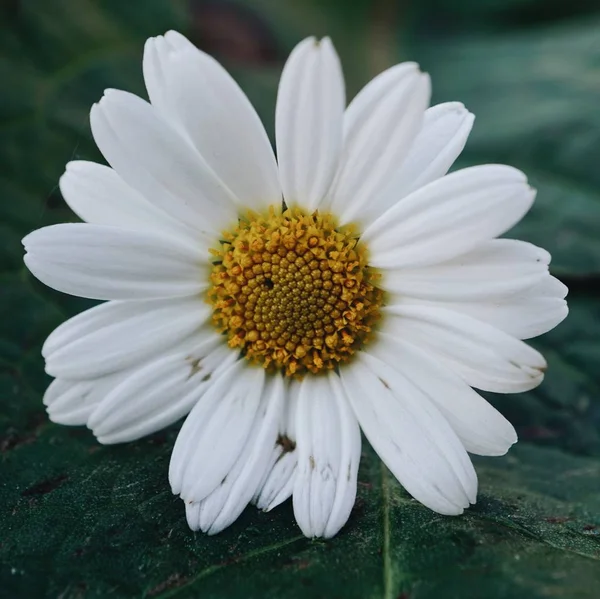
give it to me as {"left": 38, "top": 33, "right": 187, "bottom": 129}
{"left": 21, "top": 232, "right": 33, "bottom": 249}
{"left": 164, "top": 30, "right": 194, "bottom": 49}
{"left": 64, "top": 160, "right": 81, "bottom": 173}
{"left": 318, "top": 36, "right": 335, "bottom": 52}
{"left": 559, "top": 301, "right": 569, "bottom": 320}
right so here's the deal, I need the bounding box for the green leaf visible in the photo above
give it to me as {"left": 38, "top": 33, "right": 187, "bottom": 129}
{"left": 2, "top": 429, "right": 600, "bottom": 598}
{"left": 2, "top": 1, "right": 600, "bottom": 597}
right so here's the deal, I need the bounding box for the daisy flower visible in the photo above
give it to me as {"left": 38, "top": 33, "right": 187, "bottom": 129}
{"left": 23, "top": 32, "right": 568, "bottom": 538}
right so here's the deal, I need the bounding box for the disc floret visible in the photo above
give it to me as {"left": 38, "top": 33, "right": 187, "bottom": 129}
{"left": 208, "top": 207, "right": 382, "bottom": 376}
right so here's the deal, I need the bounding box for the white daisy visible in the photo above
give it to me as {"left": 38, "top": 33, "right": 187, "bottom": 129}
{"left": 23, "top": 32, "right": 568, "bottom": 538}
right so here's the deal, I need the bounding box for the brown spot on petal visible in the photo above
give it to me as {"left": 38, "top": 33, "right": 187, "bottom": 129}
{"left": 277, "top": 434, "right": 296, "bottom": 453}
{"left": 186, "top": 356, "right": 204, "bottom": 379}
{"left": 379, "top": 377, "right": 390, "bottom": 390}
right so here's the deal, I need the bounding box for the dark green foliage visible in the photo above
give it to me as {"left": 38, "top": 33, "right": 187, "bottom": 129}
{"left": 1, "top": 1, "right": 599, "bottom": 597}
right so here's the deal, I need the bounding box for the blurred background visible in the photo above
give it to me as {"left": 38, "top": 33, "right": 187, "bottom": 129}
{"left": 1, "top": 1, "right": 600, "bottom": 598}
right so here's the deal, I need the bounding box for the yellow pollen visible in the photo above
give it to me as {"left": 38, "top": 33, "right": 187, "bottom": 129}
{"left": 208, "top": 207, "right": 383, "bottom": 376}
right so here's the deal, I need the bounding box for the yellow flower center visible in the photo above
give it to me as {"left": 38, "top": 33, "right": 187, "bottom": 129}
{"left": 208, "top": 208, "right": 383, "bottom": 376}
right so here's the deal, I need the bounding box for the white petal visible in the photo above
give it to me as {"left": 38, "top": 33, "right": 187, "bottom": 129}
{"left": 90, "top": 89, "right": 237, "bottom": 238}
{"left": 23, "top": 224, "right": 207, "bottom": 301}
{"left": 59, "top": 161, "right": 196, "bottom": 246}
{"left": 292, "top": 373, "right": 361, "bottom": 538}
{"left": 324, "top": 373, "right": 362, "bottom": 538}
{"left": 145, "top": 35, "right": 281, "bottom": 213}
{"left": 185, "top": 502, "right": 202, "bottom": 532}
{"left": 254, "top": 380, "right": 299, "bottom": 511}
{"left": 384, "top": 304, "right": 547, "bottom": 393}
{"left": 363, "top": 165, "right": 536, "bottom": 269}
{"left": 344, "top": 102, "right": 474, "bottom": 228}
{"left": 382, "top": 239, "right": 550, "bottom": 301}
{"left": 44, "top": 372, "right": 126, "bottom": 426}
{"left": 44, "top": 380, "right": 97, "bottom": 425}
{"left": 187, "top": 375, "right": 284, "bottom": 534}
{"left": 537, "top": 273, "right": 569, "bottom": 300}
{"left": 169, "top": 361, "right": 265, "bottom": 502}
{"left": 275, "top": 37, "right": 345, "bottom": 211}
{"left": 42, "top": 378, "right": 71, "bottom": 407}
{"left": 43, "top": 298, "right": 210, "bottom": 380}
{"left": 326, "top": 63, "right": 431, "bottom": 224}
{"left": 392, "top": 102, "right": 475, "bottom": 196}
{"left": 368, "top": 335, "right": 517, "bottom": 456}
{"left": 342, "top": 352, "right": 477, "bottom": 514}
{"left": 406, "top": 275, "right": 568, "bottom": 340}
{"left": 255, "top": 448, "right": 297, "bottom": 512}
{"left": 143, "top": 30, "right": 195, "bottom": 115}
{"left": 89, "top": 337, "right": 237, "bottom": 444}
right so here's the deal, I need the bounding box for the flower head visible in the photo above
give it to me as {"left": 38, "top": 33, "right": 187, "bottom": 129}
{"left": 23, "top": 32, "right": 568, "bottom": 538}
